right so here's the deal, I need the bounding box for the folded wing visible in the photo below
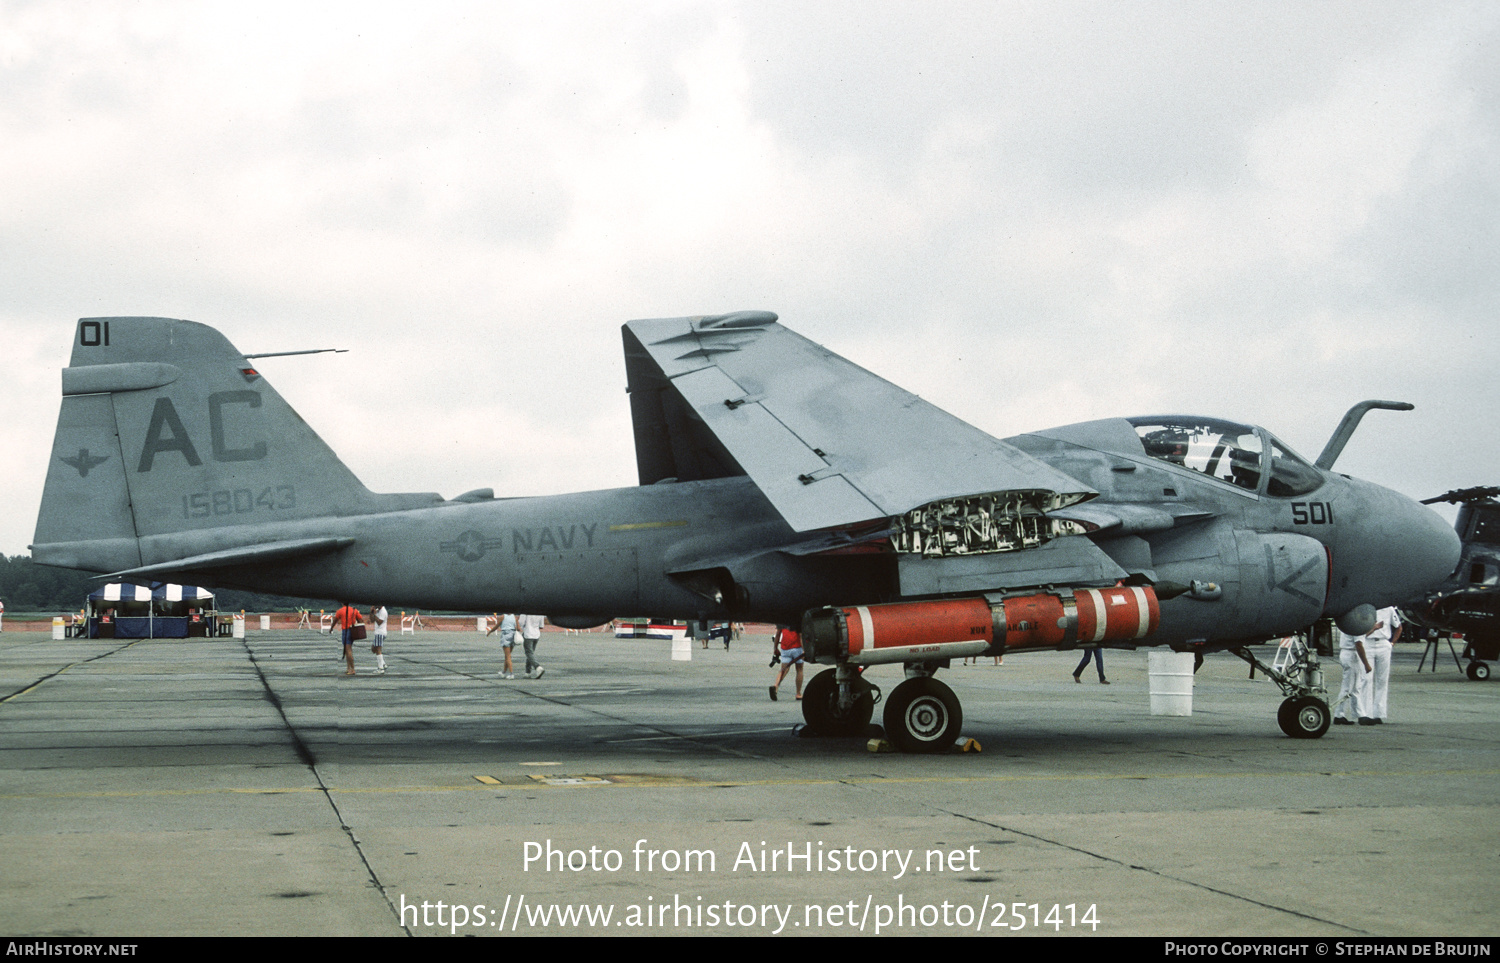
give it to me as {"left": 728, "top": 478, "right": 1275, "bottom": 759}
{"left": 623, "top": 312, "right": 1094, "bottom": 533}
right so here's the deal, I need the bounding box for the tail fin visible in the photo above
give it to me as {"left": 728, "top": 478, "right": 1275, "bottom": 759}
{"left": 33, "top": 317, "right": 439, "bottom": 573}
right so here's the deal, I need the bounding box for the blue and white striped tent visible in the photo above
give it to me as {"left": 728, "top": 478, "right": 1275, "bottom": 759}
{"left": 87, "top": 583, "right": 154, "bottom": 604}
{"left": 86, "top": 583, "right": 217, "bottom": 638}
{"left": 151, "top": 584, "right": 216, "bottom": 603}
{"left": 87, "top": 583, "right": 215, "bottom": 603}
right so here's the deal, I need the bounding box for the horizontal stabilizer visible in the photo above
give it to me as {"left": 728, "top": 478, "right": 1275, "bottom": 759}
{"left": 100, "top": 537, "right": 355, "bottom": 581}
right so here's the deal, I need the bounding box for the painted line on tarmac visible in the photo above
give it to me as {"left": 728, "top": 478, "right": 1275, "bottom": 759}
{"left": 2, "top": 766, "right": 1495, "bottom": 800}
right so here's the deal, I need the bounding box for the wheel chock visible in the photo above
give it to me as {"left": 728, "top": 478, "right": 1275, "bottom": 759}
{"left": 867, "top": 737, "right": 893, "bottom": 753}
{"left": 955, "top": 737, "right": 982, "bottom": 753}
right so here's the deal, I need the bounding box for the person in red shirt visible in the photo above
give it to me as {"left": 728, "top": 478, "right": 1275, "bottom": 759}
{"left": 769, "top": 625, "right": 804, "bottom": 701}
{"left": 334, "top": 602, "right": 363, "bottom": 676}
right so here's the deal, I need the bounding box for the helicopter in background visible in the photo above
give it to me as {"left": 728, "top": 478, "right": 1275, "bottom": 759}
{"left": 1404, "top": 486, "right": 1500, "bottom": 680}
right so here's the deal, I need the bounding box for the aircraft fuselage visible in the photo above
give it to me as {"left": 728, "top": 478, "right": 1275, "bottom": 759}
{"left": 82, "top": 414, "right": 1457, "bottom": 655}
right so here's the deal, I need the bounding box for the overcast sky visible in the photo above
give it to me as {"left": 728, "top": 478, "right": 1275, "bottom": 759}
{"left": 2, "top": 1, "right": 1496, "bottom": 557}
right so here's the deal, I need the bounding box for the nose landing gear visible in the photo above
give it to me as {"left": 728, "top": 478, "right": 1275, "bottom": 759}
{"left": 1233, "top": 634, "right": 1332, "bottom": 739}
{"left": 1276, "top": 694, "right": 1332, "bottom": 739}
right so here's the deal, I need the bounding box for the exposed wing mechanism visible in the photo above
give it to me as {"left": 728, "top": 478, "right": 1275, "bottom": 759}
{"left": 624, "top": 313, "right": 1094, "bottom": 533}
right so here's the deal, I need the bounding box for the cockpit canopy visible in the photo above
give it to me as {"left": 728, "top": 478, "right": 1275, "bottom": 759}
{"left": 1127, "top": 416, "right": 1323, "bottom": 497}
{"left": 1460, "top": 502, "right": 1500, "bottom": 547}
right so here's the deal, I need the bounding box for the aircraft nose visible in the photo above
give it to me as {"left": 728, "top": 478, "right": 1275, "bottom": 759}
{"left": 1407, "top": 500, "right": 1462, "bottom": 595}
{"left": 1371, "top": 484, "right": 1460, "bottom": 601}
{"left": 1329, "top": 480, "right": 1461, "bottom": 613}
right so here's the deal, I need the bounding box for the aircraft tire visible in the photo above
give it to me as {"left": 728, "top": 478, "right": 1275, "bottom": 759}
{"left": 1277, "top": 696, "right": 1330, "bottom": 739}
{"left": 801, "top": 669, "right": 874, "bottom": 736}
{"left": 883, "top": 677, "right": 963, "bottom": 754}
{"left": 1467, "top": 661, "right": 1490, "bottom": 681}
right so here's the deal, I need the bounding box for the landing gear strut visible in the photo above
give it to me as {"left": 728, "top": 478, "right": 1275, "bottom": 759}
{"left": 801, "top": 666, "right": 878, "bottom": 736}
{"left": 802, "top": 659, "right": 966, "bottom": 752}
{"left": 1232, "top": 634, "right": 1331, "bottom": 739}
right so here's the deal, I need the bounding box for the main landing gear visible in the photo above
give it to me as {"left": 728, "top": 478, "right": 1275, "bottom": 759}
{"left": 1232, "top": 635, "right": 1331, "bottom": 739}
{"left": 800, "top": 665, "right": 878, "bottom": 737}
{"left": 800, "top": 663, "right": 962, "bottom": 753}
{"left": 883, "top": 674, "right": 963, "bottom": 753}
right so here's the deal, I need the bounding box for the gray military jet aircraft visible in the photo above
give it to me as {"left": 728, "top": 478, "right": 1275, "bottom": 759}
{"left": 33, "top": 314, "right": 1460, "bottom": 751}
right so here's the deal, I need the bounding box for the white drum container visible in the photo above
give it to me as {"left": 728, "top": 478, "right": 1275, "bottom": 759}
{"left": 1148, "top": 650, "right": 1194, "bottom": 716}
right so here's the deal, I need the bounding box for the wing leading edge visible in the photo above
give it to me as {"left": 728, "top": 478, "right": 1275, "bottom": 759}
{"left": 623, "top": 312, "right": 1094, "bottom": 533}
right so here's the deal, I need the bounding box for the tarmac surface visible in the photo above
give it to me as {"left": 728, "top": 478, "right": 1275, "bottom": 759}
{"left": 0, "top": 626, "right": 1496, "bottom": 938}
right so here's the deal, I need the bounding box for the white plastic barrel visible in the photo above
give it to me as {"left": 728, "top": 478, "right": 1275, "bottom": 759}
{"left": 1148, "top": 651, "right": 1194, "bottom": 716}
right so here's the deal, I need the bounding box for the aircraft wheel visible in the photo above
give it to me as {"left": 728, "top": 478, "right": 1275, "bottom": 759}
{"left": 801, "top": 669, "right": 874, "bottom": 736}
{"left": 883, "top": 677, "right": 963, "bottom": 753}
{"left": 1467, "top": 661, "right": 1490, "bottom": 681}
{"left": 1277, "top": 696, "right": 1330, "bottom": 739}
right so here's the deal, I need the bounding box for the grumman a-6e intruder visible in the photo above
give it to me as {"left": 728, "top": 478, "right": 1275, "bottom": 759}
{"left": 33, "top": 314, "right": 1460, "bottom": 751}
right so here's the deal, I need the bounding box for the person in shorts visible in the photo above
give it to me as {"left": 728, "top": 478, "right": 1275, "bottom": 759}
{"left": 334, "top": 602, "right": 363, "bottom": 676}
{"left": 769, "top": 625, "right": 803, "bottom": 701}
{"left": 494, "top": 613, "right": 518, "bottom": 679}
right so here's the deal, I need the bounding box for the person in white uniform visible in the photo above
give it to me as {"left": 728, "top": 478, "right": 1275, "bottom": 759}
{"left": 1336, "top": 622, "right": 1372, "bottom": 725}
{"left": 1362, "top": 606, "right": 1401, "bottom": 724}
{"left": 369, "top": 605, "right": 388, "bottom": 674}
